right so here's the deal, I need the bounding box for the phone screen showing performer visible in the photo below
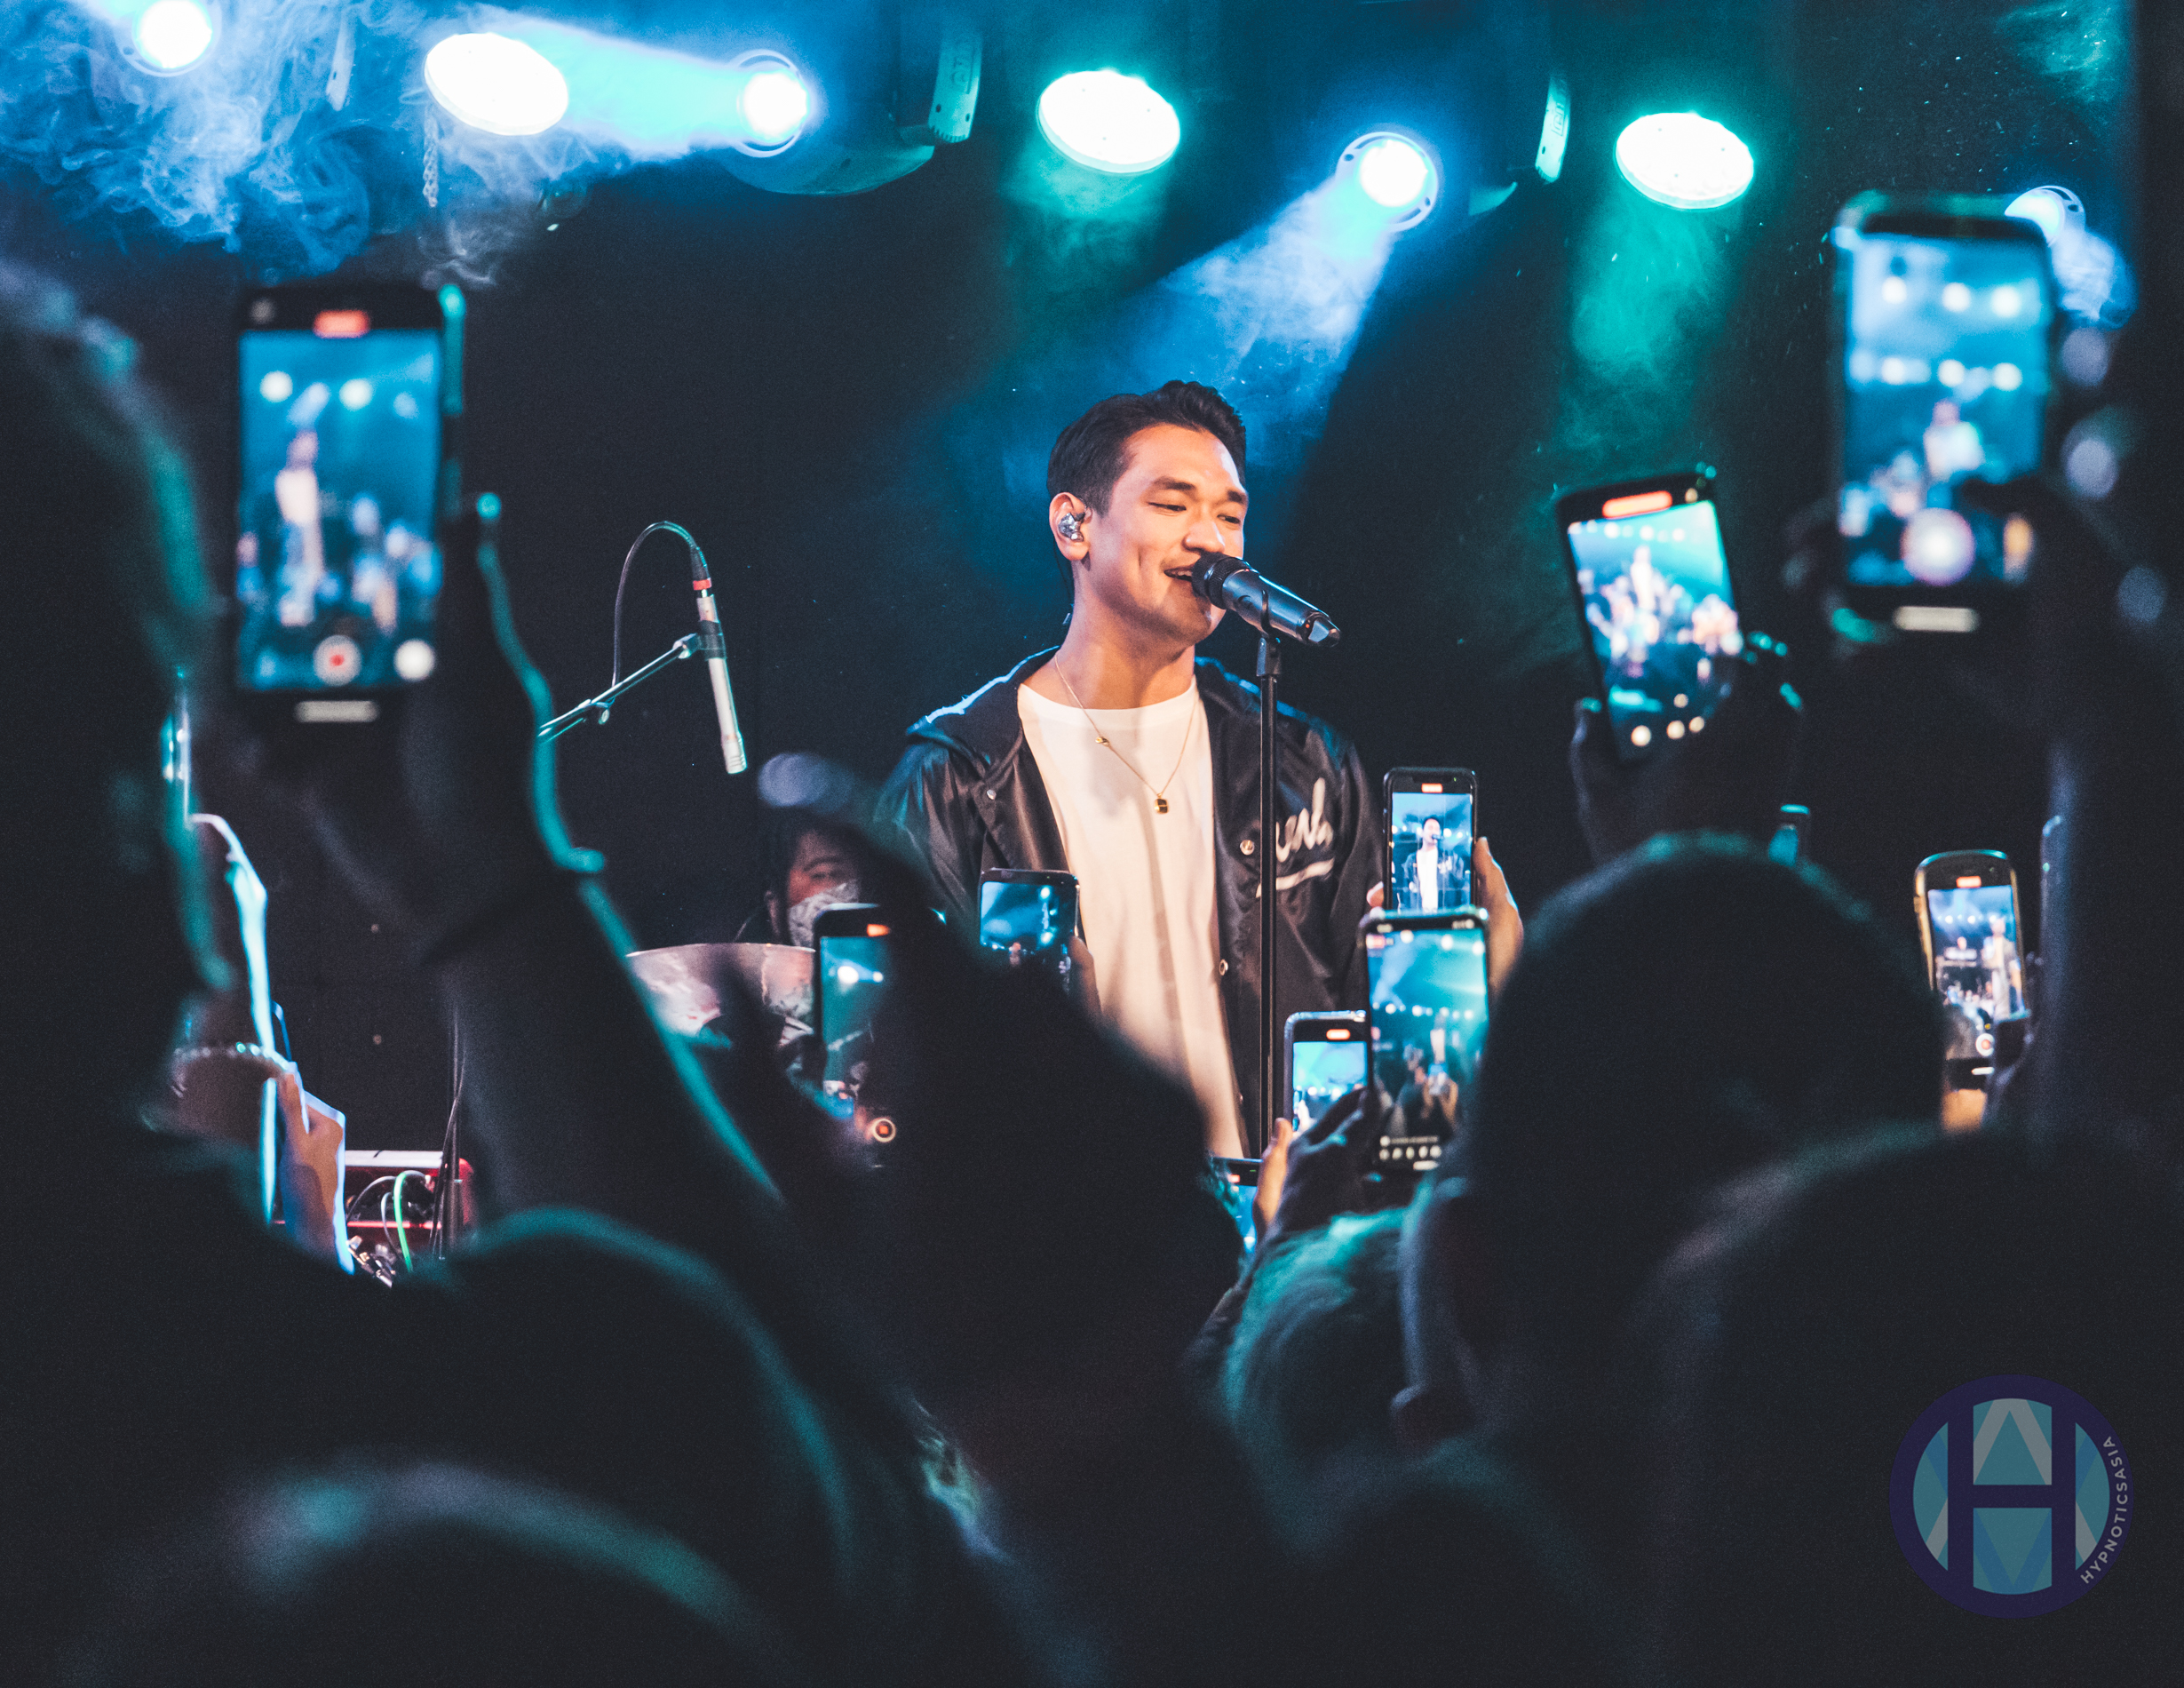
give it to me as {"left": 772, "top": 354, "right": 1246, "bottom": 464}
{"left": 236, "top": 292, "right": 449, "bottom": 694}
{"left": 1385, "top": 770, "right": 1475, "bottom": 913}
{"left": 1838, "top": 226, "right": 2051, "bottom": 593}
{"left": 1560, "top": 475, "right": 1738, "bottom": 758}
{"left": 814, "top": 914, "right": 894, "bottom": 1101}
{"left": 1363, "top": 913, "right": 1489, "bottom": 1176}
{"left": 1923, "top": 881, "right": 2025, "bottom": 1057}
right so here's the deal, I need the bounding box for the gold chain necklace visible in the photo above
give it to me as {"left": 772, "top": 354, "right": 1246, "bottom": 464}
{"left": 1052, "top": 665, "right": 1195, "bottom": 815}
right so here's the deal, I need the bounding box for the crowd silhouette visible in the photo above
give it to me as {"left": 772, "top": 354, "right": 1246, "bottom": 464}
{"left": 4, "top": 183, "right": 2181, "bottom": 1688}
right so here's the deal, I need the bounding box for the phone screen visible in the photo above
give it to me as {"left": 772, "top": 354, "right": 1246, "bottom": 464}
{"left": 237, "top": 321, "right": 443, "bottom": 691}
{"left": 1389, "top": 786, "right": 1473, "bottom": 913}
{"left": 979, "top": 877, "right": 1078, "bottom": 961}
{"left": 817, "top": 927, "right": 893, "bottom": 1098}
{"left": 1291, "top": 1032, "right": 1367, "bottom": 1128}
{"left": 1566, "top": 497, "right": 1740, "bottom": 754}
{"left": 1366, "top": 922, "right": 1489, "bottom": 1084}
{"left": 1925, "top": 882, "right": 2025, "bottom": 1055}
{"left": 1839, "top": 231, "right": 2051, "bottom": 591}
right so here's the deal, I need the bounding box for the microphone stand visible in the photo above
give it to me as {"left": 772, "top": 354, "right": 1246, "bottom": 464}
{"left": 537, "top": 633, "right": 703, "bottom": 741}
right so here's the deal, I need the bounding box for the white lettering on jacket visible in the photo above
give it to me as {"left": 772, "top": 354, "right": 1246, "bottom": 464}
{"left": 1273, "top": 778, "right": 1336, "bottom": 890}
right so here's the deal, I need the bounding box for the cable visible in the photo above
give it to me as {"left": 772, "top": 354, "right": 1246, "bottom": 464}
{"left": 609, "top": 522, "right": 704, "bottom": 689}
{"left": 433, "top": 1018, "right": 465, "bottom": 1260}
{"left": 391, "top": 1170, "right": 423, "bottom": 1271}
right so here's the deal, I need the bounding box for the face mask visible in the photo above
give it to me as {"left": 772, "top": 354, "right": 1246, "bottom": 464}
{"left": 786, "top": 883, "right": 860, "bottom": 949}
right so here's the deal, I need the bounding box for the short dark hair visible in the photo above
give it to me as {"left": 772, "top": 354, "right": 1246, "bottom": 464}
{"left": 1046, "top": 380, "right": 1246, "bottom": 515}
{"left": 1456, "top": 835, "right": 1941, "bottom": 1353}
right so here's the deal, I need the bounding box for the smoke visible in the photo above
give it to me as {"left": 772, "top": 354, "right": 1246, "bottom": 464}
{"left": 935, "top": 177, "right": 1411, "bottom": 587}
{"left": 0, "top": 1, "right": 771, "bottom": 280}
{"left": 1159, "top": 181, "right": 1398, "bottom": 463}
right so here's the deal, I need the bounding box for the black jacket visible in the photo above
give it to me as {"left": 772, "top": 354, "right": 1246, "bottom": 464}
{"left": 874, "top": 649, "right": 1380, "bottom": 1153}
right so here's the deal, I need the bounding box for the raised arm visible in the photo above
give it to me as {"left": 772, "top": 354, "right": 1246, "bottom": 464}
{"left": 233, "top": 505, "right": 844, "bottom": 1384}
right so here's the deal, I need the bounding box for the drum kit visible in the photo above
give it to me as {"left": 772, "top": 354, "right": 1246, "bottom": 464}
{"left": 623, "top": 942, "right": 814, "bottom": 1039}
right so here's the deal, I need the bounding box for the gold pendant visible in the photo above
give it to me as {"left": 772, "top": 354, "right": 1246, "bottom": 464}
{"left": 1156, "top": 795, "right": 1169, "bottom": 814}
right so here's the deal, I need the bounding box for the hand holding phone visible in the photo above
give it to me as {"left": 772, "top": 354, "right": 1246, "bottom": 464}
{"left": 1569, "top": 632, "right": 1801, "bottom": 864}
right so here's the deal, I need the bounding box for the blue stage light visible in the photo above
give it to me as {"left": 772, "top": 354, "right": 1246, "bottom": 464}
{"left": 740, "top": 65, "right": 809, "bottom": 147}
{"left": 425, "top": 32, "right": 571, "bottom": 138}
{"left": 133, "top": 0, "right": 214, "bottom": 72}
{"left": 1037, "top": 70, "right": 1179, "bottom": 175}
{"left": 1333, "top": 130, "right": 1439, "bottom": 233}
{"left": 1614, "top": 112, "right": 1752, "bottom": 211}
{"left": 1357, "top": 138, "right": 1430, "bottom": 209}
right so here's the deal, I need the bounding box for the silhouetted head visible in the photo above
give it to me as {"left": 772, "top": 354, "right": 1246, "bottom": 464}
{"left": 1633, "top": 1129, "right": 2184, "bottom": 1687}
{"left": 1403, "top": 836, "right": 1940, "bottom": 1437}
{"left": 1224, "top": 1212, "right": 1407, "bottom": 1507}
{"left": 61, "top": 1461, "right": 812, "bottom": 1688}
{"left": 0, "top": 267, "right": 210, "bottom": 1122}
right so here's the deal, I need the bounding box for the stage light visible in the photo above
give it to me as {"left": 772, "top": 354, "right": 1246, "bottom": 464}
{"left": 1615, "top": 112, "right": 1752, "bottom": 211}
{"left": 133, "top": 0, "right": 214, "bottom": 73}
{"left": 2005, "top": 186, "right": 2072, "bottom": 242}
{"left": 740, "top": 66, "right": 809, "bottom": 147}
{"left": 1331, "top": 130, "right": 1439, "bottom": 233}
{"left": 1536, "top": 71, "right": 1570, "bottom": 184}
{"left": 1037, "top": 70, "right": 1179, "bottom": 175}
{"left": 2006, "top": 184, "right": 2129, "bottom": 324}
{"left": 1357, "top": 138, "right": 1430, "bottom": 209}
{"left": 425, "top": 32, "right": 570, "bottom": 138}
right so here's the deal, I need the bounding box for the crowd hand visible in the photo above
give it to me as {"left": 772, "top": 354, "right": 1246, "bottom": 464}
{"left": 1259, "top": 1086, "right": 1391, "bottom": 1258}
{"left": 272, "top": 1063, "right": 352, "bottom": 1269}
{"left": 1569, "top": 633, "right": 1802, "bottom": 866}
{"left": 1984, "top": 472, "right": 2184, "bottom": 1144}
{"left": 225, "top": 500, "right": 579, "bottom": 949}
{"left": 1251, "top": 1118, "right": 1293, "bottom": 1241}
{"left": 163, "top": 1044, "right": 351, "bottom": 1266}
{"left": 1364, "top": 836, "right": 1522, "bottom": 993}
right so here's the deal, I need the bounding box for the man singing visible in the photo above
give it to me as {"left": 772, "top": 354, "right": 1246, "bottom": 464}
{"left": 877, "top": 382, "right": 1378, "bottom": 1157}
{"left": 1406, "top": 816, "right": 1460, "bottom": 912}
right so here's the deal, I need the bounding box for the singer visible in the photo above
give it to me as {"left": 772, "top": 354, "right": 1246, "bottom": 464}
{"left": 876, "top": 381, "right": 1378, "bottom": 1156}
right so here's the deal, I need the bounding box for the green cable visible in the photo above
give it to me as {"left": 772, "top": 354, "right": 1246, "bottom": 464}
{"left": 391, "top": 1170, "right": 421, "bottom": 1272}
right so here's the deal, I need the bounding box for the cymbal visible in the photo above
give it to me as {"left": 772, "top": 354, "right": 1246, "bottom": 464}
{"left": 624, "top": 943, "right": 814, "bottom": 1036}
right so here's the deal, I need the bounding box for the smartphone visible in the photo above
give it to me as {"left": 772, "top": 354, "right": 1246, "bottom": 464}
{"left": 978, "top": 870, "right": 1079, "bottom": 973}
{"left": 1833, "top": 195, "right": 2056, "bottom": 630}
{"left": 1362, "top": 911, "right": 1489, "bottom": 1177}
{"left": 1285, "top": 1010, "right": 1368, "bottom": 1130}
{"left": 812, "top": 904, "right": 895, "bottom": 1113}
{"left": 1914, "top": 851, "right": 2027, "bottom": 1085}
{"left": 1384, "top": 769, "right": 1476, "bottom": 913}
{"left": 1558, "top": 469, "right": 1740, "bottom": 760}
{"left": 234, "top": 282, "right": 463, "bottom": 721}
{"left": 1768, "top": 804, "right": 1810, "bottom": 865}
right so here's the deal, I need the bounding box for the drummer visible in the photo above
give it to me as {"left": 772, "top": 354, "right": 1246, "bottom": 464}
{"left": 735, "top": 813, "right": 867, "bottom": 949}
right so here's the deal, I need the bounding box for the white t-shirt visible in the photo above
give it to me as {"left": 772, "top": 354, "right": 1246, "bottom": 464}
{"left": 1018, "top": 681, "right": 1244, "bottom": 1158}
{"left": 1414, "top": 840, "right": 1441, "bottom": 913}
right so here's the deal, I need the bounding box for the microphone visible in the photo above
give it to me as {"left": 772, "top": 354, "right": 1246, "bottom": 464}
{"left": 1191, "top": 555, "right": 1341, "bottom": 647}
{"left": 687, "top": 544, "right": 748, "bottom": 774}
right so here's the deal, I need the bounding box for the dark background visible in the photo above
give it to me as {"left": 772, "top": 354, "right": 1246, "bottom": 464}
{"left": 0, "top": 0, "right": 2132, "bottom": 1147}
